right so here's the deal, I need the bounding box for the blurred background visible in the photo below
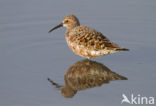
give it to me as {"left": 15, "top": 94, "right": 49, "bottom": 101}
{"left": 0, "top": 0, "right": 156, "bottom": 106}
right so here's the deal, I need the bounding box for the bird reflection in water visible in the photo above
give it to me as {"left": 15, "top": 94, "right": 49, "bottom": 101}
{"left": 48, "top": 60, "right": 127, "bottom": 98}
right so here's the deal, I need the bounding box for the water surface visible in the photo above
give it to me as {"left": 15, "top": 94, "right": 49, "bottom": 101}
{"left": 0, "top": 0, "right": 156, "bottom": 106}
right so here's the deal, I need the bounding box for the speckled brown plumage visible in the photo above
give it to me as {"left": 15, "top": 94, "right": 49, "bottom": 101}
{"left": 49, "top": 14, "right": 129, "bottom": 59}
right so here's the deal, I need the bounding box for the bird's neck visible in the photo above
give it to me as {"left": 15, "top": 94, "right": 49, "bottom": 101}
{"left": 65, "top": 30, "right": 70, "bottom": 38}
{"left": 65, "top": 24, "right": 80, "bottom": 37}
{"left": 66, "top": 24, "right": 79, "bottom": 31}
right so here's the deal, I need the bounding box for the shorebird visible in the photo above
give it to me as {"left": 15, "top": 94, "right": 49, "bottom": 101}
{"left": 49, "top": 14, "right": 129, "bottom": 59}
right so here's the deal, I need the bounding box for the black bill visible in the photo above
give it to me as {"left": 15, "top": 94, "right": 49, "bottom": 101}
{"left": 48, "top": 23, "right": 63, "bottom": 33}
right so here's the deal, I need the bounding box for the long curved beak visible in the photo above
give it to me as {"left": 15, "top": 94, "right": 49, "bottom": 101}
{"left": 48, "top": 23, "right": 63, "bottom": 33}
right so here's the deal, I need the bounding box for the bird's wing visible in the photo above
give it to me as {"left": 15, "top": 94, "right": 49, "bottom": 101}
{"left": 69, "top": 26, "right": 120, "bottom": 51}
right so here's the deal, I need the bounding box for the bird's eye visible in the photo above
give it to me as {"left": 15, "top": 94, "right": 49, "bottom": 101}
{"left": 65, "top": 20, "right": 69, "bottom": 23}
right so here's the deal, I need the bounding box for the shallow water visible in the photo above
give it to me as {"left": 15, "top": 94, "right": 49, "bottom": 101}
{"left": 0, "top": 0, "right": 156, "bottom": 106}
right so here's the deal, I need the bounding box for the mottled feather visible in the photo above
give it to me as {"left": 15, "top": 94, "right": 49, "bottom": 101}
{"left": 69, "top": 26, "right": 120, "bottom": 50}
{"left": 49, "top": 14, "right": 129, "bottom": 59}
